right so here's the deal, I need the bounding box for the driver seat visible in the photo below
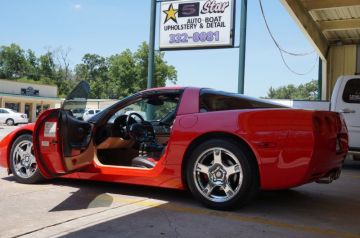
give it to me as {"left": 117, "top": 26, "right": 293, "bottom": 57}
{"left": 131, "top": 142, "right": 164, "bottom": 168}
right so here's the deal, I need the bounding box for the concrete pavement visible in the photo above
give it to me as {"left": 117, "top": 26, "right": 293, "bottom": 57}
{"left": 1, "top": 162, "right": 360, "bottom": 238}
{"left": 1, "top": 125, "right": 360, "bottom": 238}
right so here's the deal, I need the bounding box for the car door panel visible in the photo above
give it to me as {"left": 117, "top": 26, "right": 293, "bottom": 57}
{"left": 60, "top": 110, "right": 93, "bottom": 156}
{"left": 34, "top": 109, "right": 94, "bottom": 178}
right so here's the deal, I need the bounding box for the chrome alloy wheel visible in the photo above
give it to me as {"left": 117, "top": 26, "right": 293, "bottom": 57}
{"left": 12, "top": 140, "right": 37, "bottom": 179}
{"left": 193, "top": 147, "right": 243, "bottom": 203}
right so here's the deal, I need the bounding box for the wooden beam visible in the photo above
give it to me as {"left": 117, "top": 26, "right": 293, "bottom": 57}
{"left": 301, "top": 0, "right": 360, "bottom": 10}
{"left": 319, "top": 19, "right": 360, "bottom": 32}
{"left": 280, "top": 0, "right": 329, "bottom": 60}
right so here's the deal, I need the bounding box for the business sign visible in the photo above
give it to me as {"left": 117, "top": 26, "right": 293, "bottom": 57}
{"left": 21, "top": 87, "right": 39, "bottom": 96}
{"left": 160, "top": 0, "right": 235, "bottom": 50}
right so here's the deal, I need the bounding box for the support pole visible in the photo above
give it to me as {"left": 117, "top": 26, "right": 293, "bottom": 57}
{"left": 238, "top": 0, "right": 248, "bottom": 94}
{"left": 147, "top": 0, "right": 156, "bottom": 120}
{"left": 318, "top": 57, "right": 322, "bottom": 100}
{"left": 147, "top": 0, "right": 156, "bottom": 89}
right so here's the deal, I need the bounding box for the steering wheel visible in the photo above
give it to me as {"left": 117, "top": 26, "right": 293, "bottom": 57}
{"left": 125, "top": 112, "right": 146, "bottom": 140}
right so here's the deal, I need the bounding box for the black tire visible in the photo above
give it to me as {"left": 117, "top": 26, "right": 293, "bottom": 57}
{"left": 185, "top": 138, "right": 259, "bottom": 210}
{"left": 353, "top": 154, "right": 360, "bottom": 161}
{"left": 6, "top": 119, "right": 14, "bottom": 126}
{"left": 9, "top": 134, "right": 44, "bottom": 184}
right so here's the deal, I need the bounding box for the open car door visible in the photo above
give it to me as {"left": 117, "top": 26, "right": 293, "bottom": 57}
{"left": 33, "top": 81, "right": 94, "bottom": 178}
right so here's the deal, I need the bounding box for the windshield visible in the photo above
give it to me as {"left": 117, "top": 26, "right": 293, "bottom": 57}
{"left": 62, "top": 81, "right": 90, "bottom": 119}
{"left": 88, "top": 90, "right": 183, "bottom": 124}
{"left": 114, "top": 97, "right": 179, "bottom": 122}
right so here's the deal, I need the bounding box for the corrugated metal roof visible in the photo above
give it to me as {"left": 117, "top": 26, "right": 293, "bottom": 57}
{"left": 310, "top": 6, "right": 360, "bottom": 21}
{"left": 307, "top": 5, "right": 360, "bottom": 44}
{"left": 324, "top": 29, "right": 360, "bottom": 44}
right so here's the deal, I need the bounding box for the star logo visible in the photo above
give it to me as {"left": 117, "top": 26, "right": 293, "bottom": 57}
{"left": 163, "top": 3, "right": 178, "bottom": 24}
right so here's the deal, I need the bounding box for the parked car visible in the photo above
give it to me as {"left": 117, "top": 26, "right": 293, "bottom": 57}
{"left": 0, "top": 108, "right": 28, "bottom": 126}
{"left": 82, "top": 109, "right": 101, "bottom": 121}
{"left": 0, "top": 81, "right": 348, "bottom": 210}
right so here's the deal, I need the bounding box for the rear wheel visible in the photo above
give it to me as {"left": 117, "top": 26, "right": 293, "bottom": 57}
{"left": 6, "top": 119, "right": 14, "bottom": 126}
{"left": 9, "top": 134, "right": 44, "bottom": 184}
{"left": 186, "top": 139, "right": 259, "bottom": 210}
{"left": 353, "top": 154, "right": 360, "bottom": 161}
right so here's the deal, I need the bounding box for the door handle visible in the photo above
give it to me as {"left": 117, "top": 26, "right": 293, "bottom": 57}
{"left": 341, "top": 108, "right": 356, "bottom": 113}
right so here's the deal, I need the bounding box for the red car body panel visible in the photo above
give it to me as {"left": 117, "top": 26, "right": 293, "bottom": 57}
{"left": 0, "top": 87, "right": 348, "bottom": 190}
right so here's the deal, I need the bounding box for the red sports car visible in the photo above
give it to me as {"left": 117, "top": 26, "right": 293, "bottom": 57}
{"left": 0, "top": 82, "right": 349, "bottom": 210}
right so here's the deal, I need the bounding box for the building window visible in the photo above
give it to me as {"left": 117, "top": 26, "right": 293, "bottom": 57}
{"left": 5, "top": 102, "right": 20, "bottom": 112}
{"left": 36, "top": 104, "right": 51, "bottom": 117}
{"left": 36, "top": 105, "right": 42, "bottom": 117}
{"left": 43, "top": 104, "right": 50, "bottom": 111}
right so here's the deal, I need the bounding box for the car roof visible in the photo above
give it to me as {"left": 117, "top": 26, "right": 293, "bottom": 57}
{"left": 142, "top": 86, "right": 186, "bottom": 91}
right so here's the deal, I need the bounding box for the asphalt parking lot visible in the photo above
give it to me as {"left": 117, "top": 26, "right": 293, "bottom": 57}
{"left": 0, "top": 126, "right": 360, "bottom": 238}
{"left": 0, "top": 125, "right": 20, "bottom": 140}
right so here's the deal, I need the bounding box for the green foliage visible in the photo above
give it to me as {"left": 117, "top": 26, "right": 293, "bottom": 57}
{"left": 266, "top": 80, "right": 318, "bottom": 100}
{"left": 75, "top": 42, "right": 178, "bottom": 99}
{"left": 0, "top": 43, "right": 177, "bottom": 99}
{"left": 0, "top": 44, "right": 28, "bottom": 78}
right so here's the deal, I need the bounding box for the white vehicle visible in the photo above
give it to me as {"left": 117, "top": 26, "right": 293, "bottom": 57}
{"left": 330, "top": 75, "right": 360, "bottom": 159}
{"left": 0, "top": 108, "right": 28, "bottom": 126}
{"left": 270, "top": 75, "right": 360, "bottom": 160}
{"left": 82, "top": 109, "right": 101, "bottom": 121}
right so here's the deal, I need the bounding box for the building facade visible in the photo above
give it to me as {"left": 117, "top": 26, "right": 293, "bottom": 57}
{"left": 0, "top": 79, "right": 118, "bottom": 123}
{"left": 0, "top": 79, "right": 60, "bottom": 122}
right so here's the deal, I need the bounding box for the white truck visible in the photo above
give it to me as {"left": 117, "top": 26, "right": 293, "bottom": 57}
{"left": 270, "top": 75, "right": 360, "bottom": 160}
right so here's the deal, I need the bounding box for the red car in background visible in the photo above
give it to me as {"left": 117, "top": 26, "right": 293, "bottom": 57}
{"left": 0, "top": 82, "right": 349, "bottom": 210}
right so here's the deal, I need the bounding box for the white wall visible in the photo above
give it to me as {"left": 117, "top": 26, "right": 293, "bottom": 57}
{"left": 0, "top": 79, "right": 57, "bottom": 98}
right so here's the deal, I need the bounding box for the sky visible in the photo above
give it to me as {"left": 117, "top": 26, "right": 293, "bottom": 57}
{"left": 0, "top": 0, "right": 319, "bottom": 98}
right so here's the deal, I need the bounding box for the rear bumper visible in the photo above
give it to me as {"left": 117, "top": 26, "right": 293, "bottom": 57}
{"left": 306, "top": 132, "right": 348, "bottom": 182}
{"left": 15, "top": 118, "right": 29, "bottom": 124}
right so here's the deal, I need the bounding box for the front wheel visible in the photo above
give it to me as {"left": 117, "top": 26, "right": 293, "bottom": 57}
{"left": 186, "top": 139, "right": 259, "bottom": 210}
{"left": 9, "top": 134, "right": 44, "bottom": 184}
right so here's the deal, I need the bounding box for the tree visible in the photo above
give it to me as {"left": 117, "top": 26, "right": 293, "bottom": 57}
{"left": 26, "top": 49, "right": 40, "bottom": 80}
{"left": 0, "top": 44, "right": 28, "bottom": 78}
{"left": 265, "top": 80, "right": 318, "bottom": 100}
{"left": 134, "top": 42, "right": 177, "bottom": 89}
{"left": 0, "top": 42, "right": 178, "bottom": 99}
{"left": 75, "top": 54, "right": 109, "bottom": 98}
{"left": 39, "top": 52, "right": 56, "bottom": 79}
{"left": 75, "top": 42, "right": 177, "bottom": 99}
{"left": 108, "top": 49, "right": 138, "bottom": 98}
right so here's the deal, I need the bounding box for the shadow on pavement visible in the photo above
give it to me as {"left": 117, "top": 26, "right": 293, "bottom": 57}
{"left": 2, "top": 163, "right": 360, "bottom": 238}
{"left": 49, "top": 179, "right": 358, "bottom": 238}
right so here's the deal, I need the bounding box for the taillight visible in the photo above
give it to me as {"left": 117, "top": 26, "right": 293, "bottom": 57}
{"left": 338, "top": 113, "right": 348, "bottom": 133}
{"left": 337, "top": 133, "right": 349, "bottom": 154}
{"left": 336, "top": 137, "right": 341, "bottom": 153}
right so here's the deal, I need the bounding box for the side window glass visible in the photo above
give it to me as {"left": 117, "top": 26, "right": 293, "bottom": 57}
{"left": 342, "top": 79, "right": 360, "bottom": 104}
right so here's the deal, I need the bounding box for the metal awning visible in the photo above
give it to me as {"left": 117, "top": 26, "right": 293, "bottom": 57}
{"left": 281, "top": 0, "right": 360, "bottom": 59}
